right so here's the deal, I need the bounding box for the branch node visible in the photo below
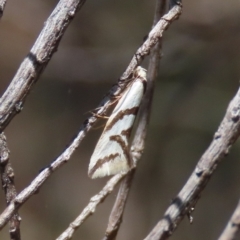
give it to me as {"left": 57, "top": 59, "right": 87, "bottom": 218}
{"left": 214, "top": 131, "right": 222, "bottom": 140}
{"left": 14, "top": 101, "right": 23, "bottom": 113}
{"left": 70, "top": 222, "right": 78, "bottom": 230}
{"left": 195, "top": 167, "right": 204, "bottom": 177}
{"left": 187, "top": 207, "right": 194, "bottom": 224}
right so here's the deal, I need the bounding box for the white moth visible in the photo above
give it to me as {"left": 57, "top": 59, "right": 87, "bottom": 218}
{"left": 88, "top": 66, "right": 147, "bottom": 179}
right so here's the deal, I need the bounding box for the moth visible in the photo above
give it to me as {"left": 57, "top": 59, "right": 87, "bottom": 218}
{"left": 88, "top": 66, "right": 147, "bottom": 179}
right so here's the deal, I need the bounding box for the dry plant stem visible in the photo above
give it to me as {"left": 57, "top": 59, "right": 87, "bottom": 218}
{"left": 0, "top": 0, "right": 7, "bottom": 18}
{"left": 144, "top": 87, "right": 240, "bottom": 240}
{"left": 133, "top": 0, "right": 167, "bottom": 148}
{"left": 0, "top": 1, "right": 182, "bottom": 231}
{"left": 56, "top": 173, "right": 126, "bottom": 240}
{"left": 0, "top": 133, "right": 21, "bottom": 240}
{"left": 102, "top": 170, "right": 135, "bottom": 240}
{"left": 0, "top": 0, "right": 87, "bottom": 132}
{"left": 218, "top": 200, "right": 240, "bottom": 240}
{"left": 154, "top": 0, "right": 167, "bottom": 22}
{"left": 118, "top": 3, "right": 182, "bottom": 83}
{"left": 102, "top": 1, "right": 167, "bottom": 239}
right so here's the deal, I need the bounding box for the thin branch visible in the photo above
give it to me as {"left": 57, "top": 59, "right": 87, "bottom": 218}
{"left": 102, "top": 170, "right": 135, "bottom": 240}
{"left": 56, "top": 173, "right": 126, "bottom": 240}
{"left": 0, "top": 0, "right": 7, "bottom": 18}
{"left": 218, "top": 200, "right": 240, "bottom": 240}
{"left": 0, "top": 2, "right": 182, "bottom": 231}
{"left": 153, "top": 0, "right": 167, "bottom": 24}
{"left": 144, "top": 87, "right": 240, "bottom": 240}
{"left": 0, "top": 0, "right": 87, "bottom": 132}
{"left": 119, "top": 2, "right": 182, "bottom": 82}
{"left": 102, "top": 0, "right": 169, "bottom": 239}
{"left": 0, "top": 133, "right": 21, "bottom": 240}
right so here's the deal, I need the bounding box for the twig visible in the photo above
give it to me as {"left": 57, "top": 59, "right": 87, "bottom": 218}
{"left": 218, "top": 199, "right": 240, "bottom": 240}
{"left": 56, "top": 173, "right": 126, "bottom": 240}
{"left": 144, "top": 87, "right": 240, "bottom": 240}
{"left": 118, "top": 2, "right": 182, "bottom": 82}
{"left": 102, "top": 170, "right": 135, "bottom": 240}
{"left": 153, "top": 0, "right": 167, "bottom": 24}
{"left": 0, "top": 0, "right": 7, "bottom": 18}
{"left": 0, "top": 0, "right": 87, "bottom": 132}
{"left": 102, "top": 1, "right": 169, "bottom": 239}
{"left": 0, "top": 133, "right": 21, "bottom": 240}
{"left": 0, "top": 1, "right": 182, "bottom": 231}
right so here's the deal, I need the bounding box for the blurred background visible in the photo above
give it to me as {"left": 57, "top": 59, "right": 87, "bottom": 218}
{"left": 0, "top": 0, "right": 240, "bottom": 239}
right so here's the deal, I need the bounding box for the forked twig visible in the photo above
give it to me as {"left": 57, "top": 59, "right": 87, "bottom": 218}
{"left": 144, "top": 87, "right": 240, "bottom": 240}
{"left": 218, "top": 199, "right": 240, "bottom": 240}
{"left": 56, "top": 2, "right": 182, "bottom": 240}
{"left": 0, "top": 133, "right": 21, "bottom": 240}
{"left": 0, "top": 1, "right": 182, "bottom": 232}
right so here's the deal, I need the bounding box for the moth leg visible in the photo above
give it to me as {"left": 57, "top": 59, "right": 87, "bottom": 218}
{"left": 108, "top": 94, "right": 121, "bottom": 106}
{"left": 90, "top": 111, "right": 109, "bottom": 119}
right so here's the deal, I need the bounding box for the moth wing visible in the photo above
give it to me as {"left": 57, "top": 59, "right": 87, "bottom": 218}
{"left": 88, "top": 135, "right": 130, "bottom": 178}
{"left": 88, "top": 68, "right": 146, "bottom": 179}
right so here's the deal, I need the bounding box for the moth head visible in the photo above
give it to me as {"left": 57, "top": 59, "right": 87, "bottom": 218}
{"left": 134, "top": 66, "right": 147, "bottom": 79}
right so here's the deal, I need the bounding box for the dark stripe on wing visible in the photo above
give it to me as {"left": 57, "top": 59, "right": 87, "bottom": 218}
{"left": 88, "top": 153, "right": 120, "bottom": 178}
{"left": 106, "top": 107, "right": 139, "bottom": 131}
{"left": 121, "top": 127, "right": 132, "bottom": 138}
{"left": 88, "top": 133, "right": 133, "bottom": 178}
{"left": 110, "top": 135, "right": 133, "bottom": 167}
